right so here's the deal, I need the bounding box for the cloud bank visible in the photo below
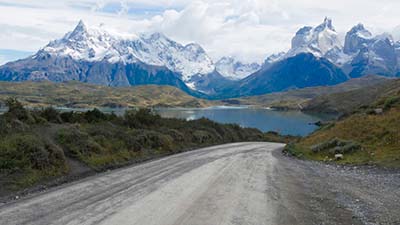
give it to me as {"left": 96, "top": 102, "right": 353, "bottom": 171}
{"left": 0, "top": 0, "right": 399, "bottom": 63}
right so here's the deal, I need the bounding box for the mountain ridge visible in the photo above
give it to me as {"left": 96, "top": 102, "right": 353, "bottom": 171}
{"left": 0, "top": 18, "right": 399, "bottom": 100}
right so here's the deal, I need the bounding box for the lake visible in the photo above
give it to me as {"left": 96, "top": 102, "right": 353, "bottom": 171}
{"left": 0, "top": 106, "right": 334, "bottom": 136}
{"left": 155, "top": 106, "right": 334, "bottom": 136}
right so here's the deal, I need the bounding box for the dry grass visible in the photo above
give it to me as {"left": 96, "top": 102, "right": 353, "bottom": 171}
{"left": 0, "top": 81, "right": 213, "bottom": 108}
{"left": 292, "top": 107, "right": 400, "bottom": 167}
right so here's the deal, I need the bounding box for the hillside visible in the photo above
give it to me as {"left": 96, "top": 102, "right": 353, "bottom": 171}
{"left": 226, "top": 75, "right": 390, "bottom": 109}
{"left": 303, "top": 78, "right": 400, "bottom": 115}
{"left": 286, "top": 88, "right": 400, "bottom": 167}
{"left": 0, "top": 81, "right": 212, "bottom": 108}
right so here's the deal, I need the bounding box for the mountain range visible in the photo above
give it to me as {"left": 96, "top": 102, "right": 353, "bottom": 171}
{"left": 0, "top": 18, "right": 399, "bottom": 99}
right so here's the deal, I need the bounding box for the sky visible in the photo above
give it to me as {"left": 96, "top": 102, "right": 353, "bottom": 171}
{"left": 0, "top": 0, "right": 400, "bottom": 65}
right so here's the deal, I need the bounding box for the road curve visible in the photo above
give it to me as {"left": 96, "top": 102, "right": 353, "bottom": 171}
{"left": 1, "top": 142, "right": 399, "bottom": 225}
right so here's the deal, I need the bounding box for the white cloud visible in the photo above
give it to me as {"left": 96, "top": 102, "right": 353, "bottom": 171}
{"left": 0, "top": 0, "right": 400, "bottom": 63}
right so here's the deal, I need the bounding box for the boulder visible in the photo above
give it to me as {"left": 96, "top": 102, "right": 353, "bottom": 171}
{"left": 335, "top": 154, "right": 344, "bottom": 160}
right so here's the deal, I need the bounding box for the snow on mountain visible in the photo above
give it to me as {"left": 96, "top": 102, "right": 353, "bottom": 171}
{"left": 264, "top": 18, "right": 348, "bottom": 67}
{"left": 215, "top": 57, "right": 260, "bottom": 80}
{"left": 42, "top": 20, "right": 121, "bottom": 62}
{"left": 265, "top": 19, "right": 399, "bottom": 77}
{"left": 343, "top": 26, "right": 398, "bottom": 77}
{"left": 343, "top": 23, "right": 373, "bottom": 54}
{"left": 40, "top": 20, "right": 215, "bottom": 88}
{"left": 395, "top": 41, "right": 400, "bottom": 64}
{"left": 287, "top": 17, "right": 342, "bottom": 58}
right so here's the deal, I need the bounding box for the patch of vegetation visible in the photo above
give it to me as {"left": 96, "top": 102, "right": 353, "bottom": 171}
{"left": 0, "top": 98, "right": 291, "bottom": 195}
{"left": 0, "top": 81, "right": 213, "bottom": 109}
{"left": 383, "top": 96, "right": 400, "bottom": 110}
{"left": 229, "top": 75, "right": 391, "bottom": 110}
{"left": 289, "top": 92, "right": 400, "bottom": 167}
{"left": 303, "top": 78, "right": 400, "bottom": 115}
{"left": 0, "top": 133, "right": 67, "bottom": 190}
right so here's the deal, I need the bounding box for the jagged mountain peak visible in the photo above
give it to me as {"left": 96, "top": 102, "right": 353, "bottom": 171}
{"left": 41, "top": 21, "right": 215, "bottom": 80}
{"left": 75, "top": 20, "right": 88, "bottom": 32}
{"left": 288, "top": 17, "right": 341, "bottom": 59}
{"left": 349, "top": 23, "right": 372, "bottom": 38}
{"left": 315, "top": 17, "right": 335, "bottom": 31}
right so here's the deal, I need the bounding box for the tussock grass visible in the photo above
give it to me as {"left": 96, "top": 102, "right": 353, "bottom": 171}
{"left": 289, "top": 104, "right": 400, "bottom": 167}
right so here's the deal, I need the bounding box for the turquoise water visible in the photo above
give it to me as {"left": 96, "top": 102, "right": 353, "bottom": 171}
{"left": 155, "top": 106, "right": 334, "bottom": 136}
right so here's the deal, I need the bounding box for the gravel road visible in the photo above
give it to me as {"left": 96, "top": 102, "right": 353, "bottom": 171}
{"left": 0, "top": 142, "right": 399, "bottom": 225}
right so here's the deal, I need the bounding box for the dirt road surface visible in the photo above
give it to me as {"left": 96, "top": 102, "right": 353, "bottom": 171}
{"left": 0, "top": 142, "right": 399, "bottom": 225}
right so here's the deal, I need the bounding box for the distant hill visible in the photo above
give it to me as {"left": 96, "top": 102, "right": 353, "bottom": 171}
{"left": 303, "top": 77, "right": 400, "bottom": 115}
{"left": 226, "top": 75, "right": 390, "bottom": 110}
{"left": 0, "top": 81, "right": 212, "bottom": 108}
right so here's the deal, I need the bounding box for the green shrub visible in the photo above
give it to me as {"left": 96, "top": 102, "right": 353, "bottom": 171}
{"left": 384, "top": 96, "right": 400, "bottom": 109}
{"left": 84, "top": 108, "right": 108, "bottom": 123}
{"left": 311, "top": 138, "right": 340, "bottom": 153}
{"left": 4, "top": 98, "right": 35, "bottom": 123}
{"left": 0, "top": 134, "right": 66, "bottom": 172}
{"left": 40, "top": 107, "right": 62, "bottom": 123}
{"left": 124, "top": 109, "right": 161, "bottom": 128}
{"left": 283, "top": 143, "right": 304, "bottom": 158}
{"left": 56, "top": 127, "right": 103, "bottom": 159}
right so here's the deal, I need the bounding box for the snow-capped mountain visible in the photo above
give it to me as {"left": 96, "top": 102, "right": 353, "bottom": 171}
{"left": 268, "top": 18, "right": 348, "bottom": 66}
{"left": 41, "top": 20, "right": 215, "bottom": 89}
{"left": 287, "top": 17, "right": 342, "bottom": 59}
{"left": 215, "top": 57, "right": 260, "bottom": 80}
{"left": 1, "top": 18, "right": 399, "bottom": 100}
{"left": 343, "top": 24, "right": 373, "bottom": 54}
{"left": 264, "top": 18, "right": 400, "bottom": 78}
{"left": 342, "top": 26, "right": 398, "bottom": 77}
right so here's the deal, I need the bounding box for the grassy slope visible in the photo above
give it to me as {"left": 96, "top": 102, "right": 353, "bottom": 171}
{"left": 227, "top": 75, "right": 390, "bottom": 109}
{"left": 303, "top": 78, "right": 400, "bottom": 115}
{"left": 0, "top": 81, "right": 213, "bottom": 108}
{"left": 288, "top": 89, "right": 400, "bottom": 168}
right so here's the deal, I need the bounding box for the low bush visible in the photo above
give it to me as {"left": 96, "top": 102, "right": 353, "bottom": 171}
{"left": 0, "top": 134, "right": 66, "bottom": 173}
{"left": 383, "top": 96, "right": 400, "bottom": 109}
{"left": 40, "top": 107, "right": 63, "bottom": 123}
{"left": 311, "top": 138, "right": 362, "bottom": 155}
{"left": 4, "top": 98, "right": 35, "bottom": 123}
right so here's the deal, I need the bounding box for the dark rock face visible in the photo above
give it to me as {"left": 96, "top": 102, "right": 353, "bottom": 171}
{"left": 0, "top": 53, "right": 192, "bottom": 93}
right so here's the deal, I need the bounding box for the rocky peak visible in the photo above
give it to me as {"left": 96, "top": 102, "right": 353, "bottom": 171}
{"left": 315, "top": 17, "right": 335, "bottom": 32}
{"left": 344, "top": 24, "right": 373, "bottom": 54}
{"left": 289, "top": 17, "right": 341, "bottom": 58}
